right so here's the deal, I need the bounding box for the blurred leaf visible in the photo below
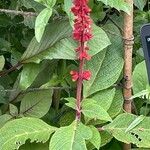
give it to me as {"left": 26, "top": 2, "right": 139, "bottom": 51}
{"left": 20, "top": 89, "right": 53, "bottom": 118}
{"left": 35, "top": 8, "right": 52, "bottom": 43}
{"left": 0, "top": 56, "right": 5, "bottom": 71}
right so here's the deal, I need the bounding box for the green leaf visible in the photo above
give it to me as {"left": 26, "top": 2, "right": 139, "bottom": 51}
{"left": 35, "top": 0, "right": 56, "bottom": 8}
{"left": 20, "top": 0, "right": 44, "bottom": 12}
{"left": 89, "top": 126, "right": 101, "bottom": 149}
{"left": 19, "top": 142, "right": 49, "bottom": 150}
{"left": 133, "top": 61, "right": 149, "bottom": 94}
{"left": 20, "top": 89, "right": 53, "bottom": 118}
{"left": 90, "top": 88, "right": 116, "bottom": 111}
{"left": 97, "top": 0, "right": 131, "bottom": 14}
{"left": 131, "top": 90, "right": 149, "bottom": 100}
{"left": 0, "top": 56, "right": 5, "bottom": 71}
{"left": 104, "top": 113, "right": 150, "bottom": 148}
{"left": 35, "top": 8, "right": 52, "bottom": 43}
{"left": 0, "top": 117, "right": 56, "bottom": 150}
{"left": 49, "top": 121, "right": 92, "bottom": 150}
{"left": 19, "top": 63, "right": 41, "bottom": 90}
{"left": 84, "top": 24, "right": 123, "bottom": 97}
{"left": 21, "top": 20, "right": 72, "bottom": 63}
{"left": 0, "top": 114, "right": 12, "bottom": 128}
{"left": 9, "top": 104, "right": 18, "bottom": 117}
{"left": 65, "top": 97, "right": 76, "bottom": 110}
{"left": 82, "top": 99, "right": 112, "bottom": 122}
{"left": 125, "top": 115, "right": 145, "bottom": 133}
{"left": 64, "top": 0, "right": 74, "bottom": 26}
{"left": 134, "top": 0, "right": 147, "bottom": 10}
{"left": 107, "top": 89, "right": 123, "bottom": 118}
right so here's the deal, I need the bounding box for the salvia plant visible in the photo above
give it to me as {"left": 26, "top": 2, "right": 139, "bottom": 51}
{"left": 0, "top": 0, "right": 150, "bottom": 150}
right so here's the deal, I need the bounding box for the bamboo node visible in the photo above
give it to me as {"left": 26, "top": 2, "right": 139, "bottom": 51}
{"left": 123, "top": 35, "right": 134, "bottom": 46}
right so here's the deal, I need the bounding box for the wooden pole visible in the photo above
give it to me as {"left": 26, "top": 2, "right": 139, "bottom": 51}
{"left": 123, "top": 0, "right": 134, "bottom": 149}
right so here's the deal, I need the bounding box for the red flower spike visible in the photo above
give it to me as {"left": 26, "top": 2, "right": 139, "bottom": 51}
{"left": 79, "top": 51, "right": 91, "bottom": 60}
{"left": 70, "top": 71, "right": 79, "bottom": 82}
{"left": 83, "top": 70, "right": 91, "bottom": 80}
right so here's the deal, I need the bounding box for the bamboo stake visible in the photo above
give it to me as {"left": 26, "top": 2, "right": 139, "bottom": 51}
{"left": 123, "top": 0, "right": 134, "bottom": 149}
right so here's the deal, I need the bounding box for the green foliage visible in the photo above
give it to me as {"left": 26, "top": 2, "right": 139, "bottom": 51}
{"left": 0, "top": 0, "right": 149, "bottom": 149}
{"left": 49, "top": 120, "right": 93, "bottom": 150}
{"left": 82, "top": 99, "right": 112, "bottom": 122}
{"left": 0, "top": 117, "right": 56, "bottom": 150}
{"left": 105, "top": 113, "right": 150, "bottom": 148}
{"left": 20, "top": 89, "right": 53, "bottom": 118}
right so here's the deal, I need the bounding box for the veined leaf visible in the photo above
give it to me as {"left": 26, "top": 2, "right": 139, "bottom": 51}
{"left": 49, "top": 120, "right": 92, "bottom": 150}
{"left": 0, "top": 117, "right": 56, "bottom": 150}
{"left": 133, "top": 61, "right": 149, "bottom": 94}
{"left": 104, "top": 113, "right": 150, "bottom": 148}
{"left": 21, "top": 20, "right": 72, "bottom": 63}
{"left": 89, "top": 126, "right": 101, "bottom": 149}
{"left": 35, "top": 8, "right": 52, "bottom": 43}
{"left": 0, "top": 114, "right": 12, "bottom": 128}
{"left": 84, "top": 23, "right": 123, "bottom": 97}
{"left": 97, "top": 0, "right": 131, "bottom": 14}
{"left": 19, "top": 63, "right": 41, "bottom": 90}
{"left": 125, "top": 115, "right": 145, "bottom": 133}
{"left": 90, "top": 88, "right": 116, "bottom": 111}
{"left": 82, "top": 99, "right": 112, "bottom": 122}
{"left": 20, "top": 89, "right": 53, "bottom": 118}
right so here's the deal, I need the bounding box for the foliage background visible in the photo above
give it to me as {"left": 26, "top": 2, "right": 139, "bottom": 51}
{"left": 0, "top": 0, "right": 150, "bottom": 150}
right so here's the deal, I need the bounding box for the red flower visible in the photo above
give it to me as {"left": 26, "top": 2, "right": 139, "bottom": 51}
{"left": 70, "top": 70, "right": 91, "bottom": 81}
{"left": 79, "top": 51, "right": 91, "bottom": 60}
{"left": 70, "top": 71, "right": 79, "bottom": 82}
{"left": 83, "top": 70, "right": 91, "bottom": 80}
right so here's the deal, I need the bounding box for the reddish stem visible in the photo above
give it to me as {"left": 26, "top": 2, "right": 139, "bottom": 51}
{"left": 76, "top": 42, "right": 85, "bottom": 121}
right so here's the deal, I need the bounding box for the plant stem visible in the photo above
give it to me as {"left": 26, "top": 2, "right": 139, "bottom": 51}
{"left": 0, "top": 9, "right": 37, "bottom": 16}
{"left": 76, "top": 41, "right": 85, "bottom": 121}
{"left": 123, "top": 0, "right": 134, "bottom": 149}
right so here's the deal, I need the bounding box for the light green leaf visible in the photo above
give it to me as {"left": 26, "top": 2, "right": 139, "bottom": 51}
{"left": 104, "top": 113, "right": 150, "bottom": 148}
{"left": 35, "top": 0, "right": 56, "bottom": 8}
{"left": 65, "top": 97, "right": 76, "bottom": 110}
{"left": 19, "top": 142, "right": 49, "bottom": 150}
{"left": 20, "top": 89, "right": 53, "bottom": 118}
{"left": 131, "top": 90, "right": 149, "bottom": 100}
{"left": 90, "top": 88, "right": 116, "bottom": 111}
{"left": 134, "top": 0, "right": 147, "bottom": 10}
{"left": 89, "top": 126, "right": 101, "bottom": 149}
{"left": 133, "top": 61, "right": 149, "bottom": 94}
{"left": 84, "top": 23, "right": 123, "bottom": 97}
{"left": 82, "top": 99, "right": 112, "bottom": 122}
{"left": 35, "top": 8, "right": 52, "bottom": 43}
{"left": 21, "top": 20, "right": 72, "bottom": 63}
{"left": 97, "top": 0, "right": 131, "bottom": 14}
{"left": 0, "top": 114, "right": 12, "bottom": 128}
{"left": 107, "top": 89, "right": 123, "bottom": 118}
{"left": 0, "top": 117, "right": 56, "bottom": 150}
{"left": 0, "top": 56, "right": 5, "bottom": 71}
{"left": 125, "top": 115, "right": 145, "bottom": 133}
{"left": 20, "top": 63, "right": 41, "bottom": 90}
{"left": 9, "top": 104, "right": 18, "bottom": 117}
{"left": 64, "top": 0, "right": 74, "bottom": 26}
{"left": 49, "top": 121, "right": 92, "bottom": 150}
